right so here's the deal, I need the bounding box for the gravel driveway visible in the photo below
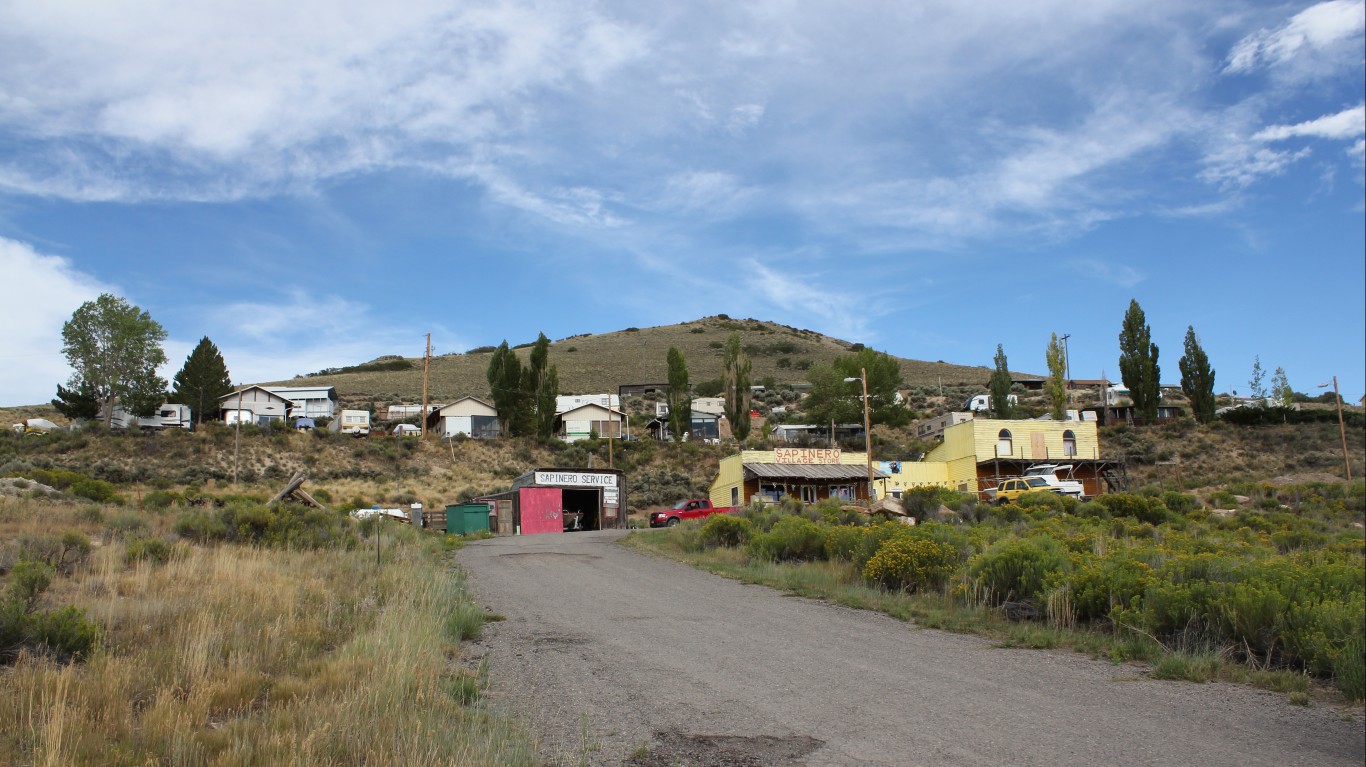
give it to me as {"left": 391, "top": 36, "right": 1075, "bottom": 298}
{"left": 457, "top": 530, "right": 1364, "bottom": 767}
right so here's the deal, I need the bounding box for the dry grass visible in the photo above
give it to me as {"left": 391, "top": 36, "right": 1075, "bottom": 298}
{"left": 0, "top": 499, "right": 534, "bottom": 767}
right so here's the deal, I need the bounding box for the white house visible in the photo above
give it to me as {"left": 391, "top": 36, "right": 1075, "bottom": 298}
{"left": 427, "top": 397, "right": 500, "bottom": 439}
{"left": 555, "top": 393, "right": 618, "bottom": 413}
{"left": 265, "top": 386, "right": 339, "bottom": 420}
{"left": 555, "top": 402, "right": 623, "bottom": 442}
{"left": 220, "top": 386, "right": 291, "bottom": 425}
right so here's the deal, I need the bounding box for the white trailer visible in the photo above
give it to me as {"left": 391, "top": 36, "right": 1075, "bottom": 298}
{"left": 329, "top": 409, "right": 371, "bottom": 436}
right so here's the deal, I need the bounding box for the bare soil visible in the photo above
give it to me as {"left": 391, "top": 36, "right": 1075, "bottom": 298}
{"left": 458, "top": 530, "right": 1364, "bottom": 767}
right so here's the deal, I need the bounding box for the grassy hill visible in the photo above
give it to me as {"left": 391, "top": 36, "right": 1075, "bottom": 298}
{"left": 264, "top": 315, "right": 994, "bottom": 408}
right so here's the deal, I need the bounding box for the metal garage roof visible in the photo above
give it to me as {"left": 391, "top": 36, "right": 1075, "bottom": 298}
{"left": 744, "top": 463, "right": 889, "bottom": 480}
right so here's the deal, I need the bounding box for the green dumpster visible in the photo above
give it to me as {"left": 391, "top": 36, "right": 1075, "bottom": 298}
{"left": 445, "top": 503, "right": 491, "bottom": 535}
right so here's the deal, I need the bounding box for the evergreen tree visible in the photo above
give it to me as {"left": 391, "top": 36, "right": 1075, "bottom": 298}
{"left": 170, "top": 336, "right": 234, "bottom": 424}
{"left": 60, "top": 293, "right": 168, "bottom": 426}
{"left": 1178, "top": 326, "right": 1217, "bottom": 424}
{"left": 1118, "top": 299, "right": 1161, "bottom": 423}
{"left": 51, "top": 381, "right": 101, "bottom": 421}
{"left": 486, "top": 341, "right": 530, "bottom": 436}
{"left": 988, "top": 344, "right": 1013, "bottom": 419}
{"left": 1045, "top": 333, "right": 1067, "bottom": 420}
{"left": 722, "top": 332, "right": 752, "bottom": 442}
{"left": 666, "top": 347, "right": 691, "bottom": 442}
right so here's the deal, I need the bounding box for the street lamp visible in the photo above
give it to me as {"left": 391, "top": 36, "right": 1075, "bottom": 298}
{"left": 844, "top": 369, "right": 874, "bottom": 507}
{"left": 1318, "top": 377, "right": 1353, "bottom": 481}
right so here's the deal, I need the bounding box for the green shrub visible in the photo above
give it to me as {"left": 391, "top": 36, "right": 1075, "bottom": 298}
{"left": 1095, "top": 493, "right": 1170, "bottom": 525}
{"left": 5, "top": 560, "right": 53, "bottom": 613}
{"left": 26, "top": 605, "right": 100, "bottom": 662}
{"left": 104, "top": 511, "right": 150, "bottom": 541}
{"left": 74, "top": 505, "right": 104, "bottom": 525}
{"left": 125, "top": 537, "right": 173, "bottom": 566}
{"left": 747, "top": 516, "right": 827, "bottom": 562}
{"left": 863, "top": 537, "right": 961, "bottom": 593}
{"left": 699, "top": 515, "right": 752, "bottom": 548}
{"left": 970, "top": 536, "right": 1072, "bottom": 607}
{"left": 70, "top": 477, "right": 121, "bottom": 504}
{"left": 823, "top": 524, "right": 866, "bottom": 562}
{"left": 173, "top": 510, "right": 229, "bottom": 543}
{"left": 143, "top": 489, "right": 183, "bottom": 510}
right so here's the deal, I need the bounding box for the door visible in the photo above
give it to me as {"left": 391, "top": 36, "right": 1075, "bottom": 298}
{"left": 518, "top": 488, "right": 564, "bottom": 535}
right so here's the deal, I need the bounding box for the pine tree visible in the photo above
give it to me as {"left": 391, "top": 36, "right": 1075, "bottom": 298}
{"left": 666, "top": 347, "right": 691, "bottom": 442}
{"left": 171, "top": 336, "right": 234, "bottom": 424}
{"left": 51, "top": 381, "right": 101, "bottom": 421}
{"left": 988, "top": 344, "right": 1013, "bottom": 419}
{"left": 1118, "top": 299, "right": 1160, "bottom": 423}
{"left": 1178, "top": 326, "right": 1216, "bottom": 424}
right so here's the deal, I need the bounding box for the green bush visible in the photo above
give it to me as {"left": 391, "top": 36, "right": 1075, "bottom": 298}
{"left": 70, "top": 477, "right": 120, "bottom": 504}
{"left": 125, "top": 537, "right": 173, "bottom": 566}
{"left": 863, "top": 537, "right": 960, "bottom": 593}
{"left": 143, "top": 489, "right": 183, "bottom": 510}
{"left": 1095, "top": 493, "right": 1170, "bottom": 525}
{"left": 970, "top": 536, "right": 1072, "bottom": 607}
{"left": 824, "top": 524, "right": 866, "bottom": 562}
{"left": 699, "top": 515, "right": 752, "bottom": 548}
{"left": 104, "top": 511, "right": 151, "bottom": 541}
{"left": 26, "top": 605, "right": 100, "bottom": 662}
{"left": 5, "top": 560, "right": 53, "bottom": 613}
{"left": 747, "top": 516, "right": 827, "bottom": 562}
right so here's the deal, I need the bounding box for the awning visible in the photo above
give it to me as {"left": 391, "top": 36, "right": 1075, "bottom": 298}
{"left": 744, "top": 463, "right": 889, "bottom": 481}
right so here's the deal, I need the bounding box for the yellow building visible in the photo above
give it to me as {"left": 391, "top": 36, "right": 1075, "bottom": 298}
{"left": 873, "top": 460, "right": 952, "bottom": 500}
{"left": 709, "top": 448, "right": 889, "bottom": 507}
{"left": 925, "top": 418, "right": 1116, "bottom": 497}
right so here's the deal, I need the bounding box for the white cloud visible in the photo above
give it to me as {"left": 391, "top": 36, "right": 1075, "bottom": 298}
{"left": 0, "top": 237, "right": 113, "bottom": 406}
{"left": 1253, "top": 104, "right": 1366, "bottom": 142}
{"left": 1069, "top": 258, "right": 1144, "bottom": 288}
{"left": 1224, "top": 0, "right": 1365, "bottom": 76}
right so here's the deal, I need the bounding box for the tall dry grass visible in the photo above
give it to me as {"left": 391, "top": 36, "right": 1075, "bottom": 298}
{"left": 0, "top": 512, "right": 534, "bottom": 766}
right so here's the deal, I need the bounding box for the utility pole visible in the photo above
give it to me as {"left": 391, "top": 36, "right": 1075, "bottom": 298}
{"left": 1320, "top": 376, "right": 1352, "bottom": 481}
{"left": 421, "top": 333, "right": 431, "bottom": 438}
{"left": 1060, "top": 333, "right": 1072, "bottom": 398}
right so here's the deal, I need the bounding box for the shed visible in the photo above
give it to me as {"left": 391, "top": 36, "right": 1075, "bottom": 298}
{"left": 480, "top": 468, "right": 627, "bottom": 535}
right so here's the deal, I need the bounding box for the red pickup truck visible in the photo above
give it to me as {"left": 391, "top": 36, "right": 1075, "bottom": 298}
{"left": 649, "top": 499, "right": 738, "bottom": 527}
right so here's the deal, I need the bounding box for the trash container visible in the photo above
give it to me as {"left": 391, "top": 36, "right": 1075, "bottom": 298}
{"left": 444, "top": 503, "right": 491, "bottom": 535}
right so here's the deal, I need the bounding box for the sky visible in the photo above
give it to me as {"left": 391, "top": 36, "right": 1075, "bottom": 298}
{"left": 1, "top": 0, "right": 1363, "bottom": 408}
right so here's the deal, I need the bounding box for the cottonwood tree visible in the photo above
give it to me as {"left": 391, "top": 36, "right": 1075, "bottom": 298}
{"left": 1271, "top": 366, "right": 1293, "bottom": 408}
{"left": 171, "top": 336, "right": 234, "bottom": 424}
{"left": 1178, "top": 326, "right": 1217, "bottom": 424}
{"left": 988, "top": 344, "right": 1013, "bottom": 419}
{"left": 60, "top": 293, "right": 168, "bottom": 427}
{"left": 523, "top": 333, "right": 559, "bottom": 439}
{"left": 1045, "top": 333, "right": 1067, "bottom": 420}
{"left": 1118, "top": 299, "right": 1160, "bottom": 423}
{"left": 1248, "top": 356, "right": 1268, "bottom": 405}
{"left": 666, "top": 346, "right": 691, "bottom": 442}
{"left": 722, "top": 332, "right": 752, "bottom": 442}
{"left": 803, "top": 348, "right": 906, "bottom": 427}
{"left": 486, "top": 341, "right": 531, "bottom": 436}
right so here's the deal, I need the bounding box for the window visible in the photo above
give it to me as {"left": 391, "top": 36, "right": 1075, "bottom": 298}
{"left": 831, "top": 485, "right": 855, "bottom": 501}
{"left": 1063, "top": 430, "right": 1077, "bottom": 457}
{"left": 800, "top": 486, "right": 817, "bottom": 503}
{"left": 997, "top": 429, "right": 1013, "bottom": 456}
{"left": 731, "top": 487, "right": 739, "bottom": 506}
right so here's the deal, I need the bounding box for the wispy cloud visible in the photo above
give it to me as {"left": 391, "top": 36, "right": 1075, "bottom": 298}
{"left": 1254, "top": 104, "right": 1365, "bottom": 142}
{"left": 1069, "top": 258, "right": 1144, "bottom": 288}
{"left": 1224, "top": 0, "right": 1365, "bottom": 76}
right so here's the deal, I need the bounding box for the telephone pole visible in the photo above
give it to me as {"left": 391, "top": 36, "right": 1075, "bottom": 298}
{"left": 421, "top": 333, "right": 431, "bottom": 437}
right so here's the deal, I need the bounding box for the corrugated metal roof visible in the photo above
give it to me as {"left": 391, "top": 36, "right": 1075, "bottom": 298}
{"left": 744, "top": 463, "right": 888, "bottom": 480}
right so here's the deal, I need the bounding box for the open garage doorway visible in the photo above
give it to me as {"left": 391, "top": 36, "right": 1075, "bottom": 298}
{"left": 562, "top": 487, "right": 601, "bottom": 531}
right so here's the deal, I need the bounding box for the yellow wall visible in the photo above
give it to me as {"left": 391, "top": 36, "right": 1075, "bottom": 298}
{"left": 876, "top": 461, "right": 951, "bottom": 498}
{"left": 927, "top": 419, "right": 1099, "bottom": 464}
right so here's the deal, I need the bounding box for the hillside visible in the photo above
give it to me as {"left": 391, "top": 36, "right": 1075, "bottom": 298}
{"left": 264, "top": 315, "right": 994, "bottom": 408}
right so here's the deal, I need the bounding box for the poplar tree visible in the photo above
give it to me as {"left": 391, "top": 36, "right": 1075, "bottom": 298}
{"left": 722, "top": 332, "right": 752, "bottom": 442}
{"left": 666, "top": 346, "right": 691, "bottom": 442}
{"left": 524, "top": 332, "right": 558, "bottom": 439}
{"left": 1178, "top": 326, "right": 1216, "bottom": 424}
{"left": 988, "top": 344, "right": 1013, "bottom": 419}
{"left": 486, "top": 341, "right": 529, "bottom": 436}
{"left": 1045, "top": 333, "right": 1067, "bottom": 420}
{"left": 1118, "top": 299, "right": 1160, "bottom": 423}
{"left": 171, "top": 336, "right": 234, "bottom": 424}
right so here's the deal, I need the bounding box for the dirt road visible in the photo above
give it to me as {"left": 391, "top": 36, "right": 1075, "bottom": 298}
{"left": 457, "top": 530, "right": 1364, "bottom": 767}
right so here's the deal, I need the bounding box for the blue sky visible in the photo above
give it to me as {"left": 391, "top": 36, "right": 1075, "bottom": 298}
{"left": 1, "top": 0, "right": 1363, "bottom": 408}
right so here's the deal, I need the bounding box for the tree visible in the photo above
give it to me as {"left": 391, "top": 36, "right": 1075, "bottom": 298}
{"left": 523, "top": 333, "right": 558, "bottom": 439}
{"left": 60, "top": 293, "right": 168, "bottom": 427}
{"left": 988, "top": 344, "right": 1013, "bottom": 419}
{"left": 170, "top": 336, "right": 233, "bottom": 424}
{"left": 1045, "top": 333, "right": 1066, "bottom": 420}
{"left": 1271, "top": 366, "right": 1293, "bottom": 408}
{"left": 666, "top": 347, "right": 691, "bottom": 443}
{"left": 1178, "top": 326, "right": 1217, "bottom": 424}
{"left": 803, "top": 348, "right": 907, "bottom": 427}
{"left": 50, "top": 382, "right": 100, "bottom": 421}
{"left": 486, "top": 341, "right": 530, "bottom": 436}
{"left": 722, "top": 332, "right": 752, "bottom": 442}
{"left": 1118, "top": 299, "right": 1160, "bottom": 423}
{"left": 1248, "top": 356, "right": 1268, "bottom": 405}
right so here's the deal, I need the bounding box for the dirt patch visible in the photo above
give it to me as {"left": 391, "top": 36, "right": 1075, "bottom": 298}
{"left": 0, "top": 478, "right": 60, "bottom": 498}
{"left": 626, "top": 731, "right": 824, "bottom": 767}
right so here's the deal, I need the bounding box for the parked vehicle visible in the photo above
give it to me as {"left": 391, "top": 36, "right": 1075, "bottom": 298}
{"left": 107, "top": 404, "right": 193, "bottom": 430}
{"left": 329, "top": 409, "right": 371, "bottom": 436}
{"left": 984, "top": 476, "right": 1055, "bottom": 505}
{"left": 1022, "top": 464, "right": 1086, "bottom": 499}
{"left": 649, "top": 499, "right": 737, "bottom": 527}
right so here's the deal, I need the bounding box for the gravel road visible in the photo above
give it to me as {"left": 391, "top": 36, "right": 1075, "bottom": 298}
{"left": 457, "top": 530, "right": 1364, "bottom": 767}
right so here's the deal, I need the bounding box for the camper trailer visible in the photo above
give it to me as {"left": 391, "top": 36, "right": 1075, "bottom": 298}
{"left": 329, "top": 410, "right": 371, "bottom": 436}
{"left": 107, "top": 404, "right": 193, "bottom": 430}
